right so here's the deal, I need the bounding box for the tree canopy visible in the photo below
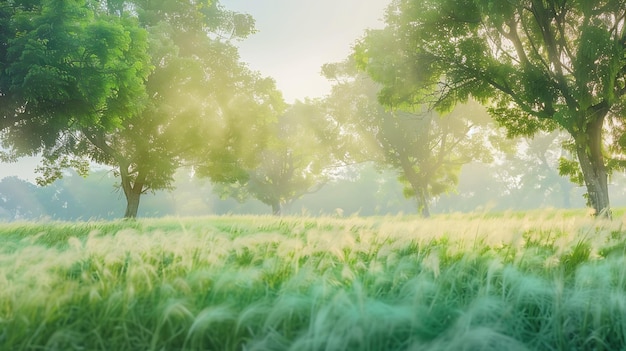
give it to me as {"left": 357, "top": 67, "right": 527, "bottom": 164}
{"left": 0, "top": 0, "right": 151, "bottom": 157}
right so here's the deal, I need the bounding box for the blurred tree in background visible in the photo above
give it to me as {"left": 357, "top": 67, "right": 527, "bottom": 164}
{"left": 214, "top": 100, "right": 340, "bottom": 215}
{"left": 322, "top": 58, "right": 493, "bottom": 217}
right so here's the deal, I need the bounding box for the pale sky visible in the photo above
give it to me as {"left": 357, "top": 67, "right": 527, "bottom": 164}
{"left": 0, "top": 0, "right": 390, "bottom": 181}
{"left": 220, "top": 0, "right": 390, "bottom": 102}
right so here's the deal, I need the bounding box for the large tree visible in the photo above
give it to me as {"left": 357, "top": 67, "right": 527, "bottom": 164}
{"left": 356, "top": 0, "right": 626, "bottom": 217}
{"left": 323, "top": 59, "right": 492, "bottom": 217}
{"left": 30, "top": 0, "right": 278, "bottom": 218}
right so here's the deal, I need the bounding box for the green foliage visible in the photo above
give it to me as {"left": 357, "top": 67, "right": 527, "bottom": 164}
{"left": 561, "top": 240, "right": 591, "bottom": 276}
{"left": 2, "top": 212, "right": 626, "bottom": 349}
{"left": 0, "top": 0, "right": 152, "bottom": 155}
{"left": 558, "top": 157, "right": 585, "bottom": 186}
{"left": 201, "top": 0, "right": 256, "bottom": 39}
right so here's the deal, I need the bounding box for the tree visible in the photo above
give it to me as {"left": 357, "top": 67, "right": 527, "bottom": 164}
{"left": 104, "top": 1, "right": 278, "bottom": 219}
{"left": 323, "top": 59, "right": 492, "bottom": 217}
{"left": 0, "top": 0, "right": 152, "bottom": 217}
{"left": 215, "top": 100, "right": 336, "bottom": 215}
{"left": 30, "top": 0, "right": 278, "bottom": 218}
{"left": 355, "top": 0, "right": 626, "bottom": 217}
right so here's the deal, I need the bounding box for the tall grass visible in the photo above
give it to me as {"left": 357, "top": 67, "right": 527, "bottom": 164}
{"left": 0, "top": 211, "right": 625, "bottom": 350}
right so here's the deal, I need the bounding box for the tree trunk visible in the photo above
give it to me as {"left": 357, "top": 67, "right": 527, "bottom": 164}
{"left": 124, "top": 189, "right": 141, "bottom": 219}
{"left": 271, "top": 201, "right": 281, "bottom": 216}
{"left": 418, "top": 188, "right": 431, "bottom": 218}
{"left": 574, "top": 116, "right": 611, "bottom": 218}
{"left": 83, "top": 131, "right": 147, "bottom": 219}
{"left": 119, "top": 162, "right": 147, "bottom": 219}
{"left": 399, "top": 158, "right": 431, "bottom": 218}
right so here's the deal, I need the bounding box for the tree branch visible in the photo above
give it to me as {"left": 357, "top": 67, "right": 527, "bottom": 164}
{"left": 529, "top": 0, "right": 578, "bottom": 110}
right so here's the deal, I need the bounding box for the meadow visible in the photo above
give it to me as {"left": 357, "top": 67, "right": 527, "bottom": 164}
{"left": 1, "top": 210, "right": 626, "bottom": 350}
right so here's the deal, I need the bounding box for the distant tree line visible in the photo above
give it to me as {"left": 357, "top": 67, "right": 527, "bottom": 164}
{"left": 10, "top": 155, "right": 626, "bottom": 221}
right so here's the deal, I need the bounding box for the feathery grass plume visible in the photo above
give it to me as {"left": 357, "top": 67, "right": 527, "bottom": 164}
{"left": 2, "top": 210, "right": 626, "bottom": 349}
{"left": 183, "top": 305, "right": 237, "bottom": 349}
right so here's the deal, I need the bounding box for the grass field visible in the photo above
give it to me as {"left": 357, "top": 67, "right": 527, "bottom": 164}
{"left": 1, "top": 210, "right": 626, "bottom": 350}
